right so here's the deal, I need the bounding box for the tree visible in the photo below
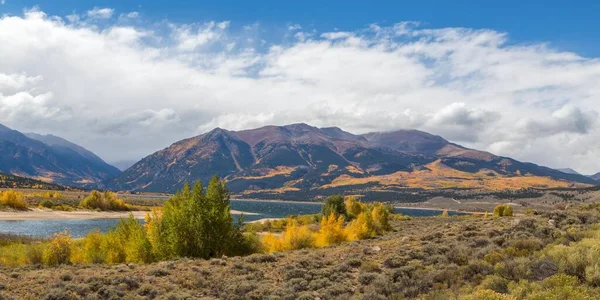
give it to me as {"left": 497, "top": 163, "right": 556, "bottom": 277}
{"left": 322, "top": 195, "right": 347, "bottom": 219}
{"left": 345, "top": 211, "right": 375, "bottom": 241}
{"left": 493, "top": 205, "right": 506, "bottom": 217}
{"left": 150, "top": 176, "right": 247, "bottom": 259}
{"left": 315, "top": 213, "right": 347, "bottom": 247}
{"left": 345, "top": 196, "right": 366, "bottom": 219}
{"left": 372, "top": 203, "right": 391, "bottom": 233}
{"left": 493, "top": 204, "right": 513, "bottom": 217}
{"left": 503, "top": 205, "right": 513, "bottom": 217}
{"left": 42, "top": 231, "right": 72, "bottom": 266}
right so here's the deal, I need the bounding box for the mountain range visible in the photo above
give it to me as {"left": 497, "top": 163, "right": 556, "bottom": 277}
{"left": 0, "top": 124, "right": 120, "bottom": 186}
{"left": 1, "top": 122, "right": 598, "bottom": 197}
{"left": 106, "top": 123, "right": 598, "bottom": 198}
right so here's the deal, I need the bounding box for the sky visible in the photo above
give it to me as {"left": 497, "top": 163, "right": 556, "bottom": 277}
{"left": 0, "top": 1, "right": 600, "bottom": 173}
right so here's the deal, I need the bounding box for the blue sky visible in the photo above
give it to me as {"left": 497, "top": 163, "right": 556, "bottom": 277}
{"left": 1, "top": 1, "right": 600, "bottom": 173}
{"left": 2, "top": 0, "right": 600, "bottom": 56}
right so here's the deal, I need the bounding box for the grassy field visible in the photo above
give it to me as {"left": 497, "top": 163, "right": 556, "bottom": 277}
{"left": 1, "top": 204, "right": 599, "bottom": 299}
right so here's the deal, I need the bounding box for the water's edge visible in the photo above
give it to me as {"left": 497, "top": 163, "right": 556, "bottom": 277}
{"left": 0, "top": 200, "right": 467, "bottom": 238}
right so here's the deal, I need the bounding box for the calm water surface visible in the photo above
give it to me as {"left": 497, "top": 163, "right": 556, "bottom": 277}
{"left": 0, "top": 200, "right": 467, "bottom": 238}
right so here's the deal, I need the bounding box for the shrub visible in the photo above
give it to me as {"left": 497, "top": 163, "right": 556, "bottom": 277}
{"left": 493, "top": 205, "right": 513, "bottom": 217}
{"left": 280, "top": 222, "right": 315, "bottom": 250}
{"left": 0, "top": 190, "right": 28, "bottom": 210}
{"left": 358, "top": 273, "right": 378, "bottom": 285}
{"left": 371, "top": 203, "right": 391, "bottom": 233}
{"left": 508, "top": 274, "right": 599, "bottom": 299}
{"left": 322, "top": 195, "right": 347, "bottom": 219}
{"left": 39, "top": 199, "right": 55, "bottom": 209}
{"left": 262, "top": 222, "right": 314, "bottom": 252}
{"left": 42, "top": 231, "right": 72, "bottom": 266}
{"left": 345, "top": 211, "right": 375, "bottom": 241}
{"left": 504, "top": 205, "right": 514, "bottom": 217}
{"left": 345, "top": 196, "right": 367, "bottom": 219}
{"left": 315, "top": 213, "right": 347, "bottom": 247}
{"left": 82, "top": 230, "right": 105, "bottom": 264}
{"left": 479, "top": 275, "right": 509, "bottom": 293}
{"left": 461, "top": 289, "right": 517, "bottom": 300}
{"left": 80, "top": 191, "right": 129, "bottom": 211}
{"left": 25, "top": 244, "right": 44, "bottom": 265}
{"left": 101, "top": 216, "right": 153, "bottom": 264}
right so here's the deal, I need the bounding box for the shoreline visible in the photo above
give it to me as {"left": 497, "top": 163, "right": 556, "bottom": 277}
{"left": 231, "top": 198, "right": 323, "bottom": 205}
{"left": 0, "top": 208, "right": 257, "bottom": 221}
{"left": 396, "top": 206, "right": 481, "bottom": 215}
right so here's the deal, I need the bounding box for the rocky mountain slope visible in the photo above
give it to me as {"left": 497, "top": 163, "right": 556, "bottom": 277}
{"left": 108, "top": 124, "right": 596, "bottom": 197}
{"left": 0, "top": 124, "right": 120, "bottom": 186}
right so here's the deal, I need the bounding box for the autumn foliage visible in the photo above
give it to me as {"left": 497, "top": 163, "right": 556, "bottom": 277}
{"left": 262, "top": 196, "right": 394, "bottom": 252}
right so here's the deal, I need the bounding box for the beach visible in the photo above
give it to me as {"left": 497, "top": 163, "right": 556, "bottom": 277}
{"left": 0, "top": 208, "right": 256, "bottom": 221}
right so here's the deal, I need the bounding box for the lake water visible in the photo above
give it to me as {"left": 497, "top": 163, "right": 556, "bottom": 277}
{"left": 0, "top": 200, "right": 467, "bottom": 238}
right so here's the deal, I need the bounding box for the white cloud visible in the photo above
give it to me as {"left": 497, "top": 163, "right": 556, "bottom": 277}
{"left": 288, "top": 24, "right": 302, "bottom": 31}
{"left": 125, "top": 12, "right": 139, "bottom": 19}
{"left": 87, "top": 7, "right": 114, "bottom": 19}
{"left": 1, "top": 9, "right": 600, "bottom": 173}
{"left": 172, "top": 21, "right": 229, "bottom": 51}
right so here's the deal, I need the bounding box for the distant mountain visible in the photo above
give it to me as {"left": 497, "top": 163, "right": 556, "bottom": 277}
{"left": 108, "top": 123, "right": 596, "bottom": 197}
{"left": 0, "top": 172, "right": 67, "bottom": 190}
{"left": 0, "top": 124, "right": 120, "bottom": 186}
{"left": 557, "top": 168, "right": 581, "bottom": 175}
{"left": 108, "top": 160, "right": 138, "bottom": 171}
{"left": 590, "top": 172, "right": 600, "bottom": 182}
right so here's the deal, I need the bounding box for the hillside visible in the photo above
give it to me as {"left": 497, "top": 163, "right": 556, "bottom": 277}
{"left": 3, "top": 207, "right": 600, "bottom": 299}
{"left": 0, "top": 124, "right": 120, "bottom": 186}
{"left": 108, "top": 124, "right": 595, "bottom": 197}
{"left": 0, "top": 172, "right": 66, "bottom": 190}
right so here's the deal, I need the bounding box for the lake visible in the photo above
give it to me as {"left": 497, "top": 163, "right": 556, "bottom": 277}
{"left": 0, "top": 200, "right": 468, "bottom": 238}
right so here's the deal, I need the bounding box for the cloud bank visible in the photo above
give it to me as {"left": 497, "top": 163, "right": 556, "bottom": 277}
{"left": 1, "top": 9, "right": 600, "bottom": 173}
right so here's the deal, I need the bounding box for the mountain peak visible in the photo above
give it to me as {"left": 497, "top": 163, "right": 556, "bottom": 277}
{"left": 108, "top": 122, "right": 597, "bottom": 193}
{"left": 0, "top": 128, "right": 120, "bottom": 186}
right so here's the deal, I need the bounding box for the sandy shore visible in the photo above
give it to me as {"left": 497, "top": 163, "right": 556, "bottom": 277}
{"left": 0, "top": 209, "right": 257, "bottom": 221}
{"left": 231, "top": 198, "right": 322, "bottom": 205}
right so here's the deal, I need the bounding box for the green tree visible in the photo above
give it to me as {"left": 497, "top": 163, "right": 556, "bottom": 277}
{"left": 493, "top": 204, "right": 506, "bottom": 217}
{"left": 322, "top": 195, "right": 347, "bottom": 219}
{"left": 154, "top": 176, "right": 249, "bottom": 259}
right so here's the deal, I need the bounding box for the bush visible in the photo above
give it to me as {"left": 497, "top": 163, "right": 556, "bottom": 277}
{"left": 493, "top": 205, "right": 513, "bottom": 217}
{"left": 81, "top": 230, "right": 105, "bottom": 264}
{"left": 39, "top": 199, "right": 55, "bottom": 209}
{"left": 80, "top": 191, "right": 129, "bottom": 211}
{"left": 371, "top": 203, "right": 391, "bottom": 233}
{"left": 315, "top": 213, "right": 347, "bottom": 247}
{"left": 461, "top": 289, "right": 517, "bottom": 300}
{"left": 0, "top": 190, "right": 28, "bottom": 210}
{"left": 508, "top": 274, "right": 599, "bottom": 299}
{"left": 345, "top": 196, "right": 367, "bottom": 219}
{"left": 262, "top": 222, "right": 315, "bottom": 252}
{"left": 322, "top": 195, "right": 347, "bottom": 219}
{"left": 479, "top": 275, "right": 509, "bottom": 293}
{"left": 345, "top": 211, "right": 375, "bottom": 241}
{"left": 42, "top": 231, "right": 72, "bottom": 266}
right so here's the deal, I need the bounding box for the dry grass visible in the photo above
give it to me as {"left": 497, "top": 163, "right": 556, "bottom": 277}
{"left": 237, "top": 166, "right": 298, "bottom": 180}
{"left": 3, "top": 209, "right": 596, "bottom": 299}
{"left": 323, "top": 160, "right": 585, "bottom": 190}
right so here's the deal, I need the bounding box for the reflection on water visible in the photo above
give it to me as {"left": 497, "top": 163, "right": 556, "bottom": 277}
{"left": 0, "top": 199, "right": 467, "bottom": 238}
